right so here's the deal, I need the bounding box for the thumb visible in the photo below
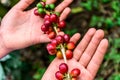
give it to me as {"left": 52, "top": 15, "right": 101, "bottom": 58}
{"left": 13, "top": 0, "right": 34, "bottom": 10}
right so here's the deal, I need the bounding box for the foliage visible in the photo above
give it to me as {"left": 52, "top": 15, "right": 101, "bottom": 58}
{"left": 0, "top": 0, "right": 120, "bottom": 80}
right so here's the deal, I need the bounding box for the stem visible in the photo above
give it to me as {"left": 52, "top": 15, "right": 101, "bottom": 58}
{"left": 53, "top": 26, "right": 71, "bottom": 79}
{"left": 53, "top": 26, "right": 67, "bottom": 63}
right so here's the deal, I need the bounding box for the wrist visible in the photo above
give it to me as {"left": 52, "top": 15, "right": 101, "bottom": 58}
{"left": 0, "top": 32, "right": 11, "bottom": 59}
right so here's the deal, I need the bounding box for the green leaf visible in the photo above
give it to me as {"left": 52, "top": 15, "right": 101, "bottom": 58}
{"left": 0, "top": 63, "right": 5, "bottom": 80}
{"left": 71, "top": 7, "right": 83, "bottom": 14}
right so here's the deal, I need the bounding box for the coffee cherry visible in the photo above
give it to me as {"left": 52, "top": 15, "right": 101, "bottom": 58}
{"left": 72, "top": 78, "right": 77, "bottom": 80}
{"left": 55, "top": 71, "right": 64, "bottom": 80}
{"left": 44, "top": 19, "right": 52, "bottom": 27}
{"left": 37, "top": 3, "right": 43, "bottom": 8}
{"left": 50, "top": 14, "right": 58, "bottom": 23}
{"left": 34, "top": 9, "right": 40, "bottom": 16}
{"left": 49, "top": 4, "right": 55, "bottom": 10}
{"left": 47, "top": 43, "right": 57, "bottom": 55}
{"left": 55, "top": 12, "right": 60, "bottom": 17}
{"left": 55, "top": 35, "right": 64, "bottom": 44}
{"left": 38, "top": 8, "right": 45, "bottom": 14}
{"left": 58, "top": 21, "right": 66, "bottom": 28}
{"left": 67, "top": 42, "right": 75, "bottom": 50}
{"left": 45, "top": 4, "right": 50, "bottom": 10}
{"left": 42, "top": 0, "right": 46, "bottom": 2}
{"left": 48, "top": 31, "right": 56, "bottom": 39}
{"left": 41, "top": 2, "right": 46, "bottom": 7}
{"left": 70, "top": 68, "right": 81, "bottom": 78}
{"left": 44, "top": 14, "right": 50, "bottom": 20}
{"left": 56, "top": 51, "right": 63, "bottom": 59}
{"left": 51, "top": 39, "right": 58, "bottom": 45}
{"left": 65, "top": 50, "right": 73, "bottom": 59}
{"left": 59, "top": 63, "right": 68, "bottom": 74}
{"left": 63, "top": 34, "right": 70, "bottom": 43}
{"left": 41, "top": 25, "right": 49, "bottom": 32}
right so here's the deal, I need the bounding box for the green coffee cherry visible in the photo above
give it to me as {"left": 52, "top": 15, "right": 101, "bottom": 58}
{"left": 38, "top": 8, "right": 44, "bottom": 14}
{"left": 37, "top": 3, "right": 43, "bottom": 8}
{"left": 42, "top": 0, "right": 46, "bottom": 2}
{"left": 55, "top": 12, "right": 60, "bottom": 17}
{"left": 49, "top": 4, "right": 55, "bottom": 10}
{"left": 45, "top": 4, "right": 50, "bottom": 10}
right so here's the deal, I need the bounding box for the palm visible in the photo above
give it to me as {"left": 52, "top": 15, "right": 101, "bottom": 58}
{"left": 42, "top": 58, "right": 93, "bottom": 80}
{"left": 1, "top": 8, "right": 45, "bottom": 49}
{"left": 0, "top": 0, "right": 73, "bottom": 51}
{"left": 42, "top": 28, "right": 108, "bottom": 80}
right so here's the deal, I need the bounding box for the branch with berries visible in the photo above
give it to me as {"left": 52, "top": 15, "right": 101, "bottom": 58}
{"left": 34, "top": 0, "right": 81, "bottom": 80}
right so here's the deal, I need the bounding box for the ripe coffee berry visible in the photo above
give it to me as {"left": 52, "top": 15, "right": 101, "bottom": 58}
{"left": 55, "top": 71, "right": 64, "bottom": 80}
{"left": 44, "top": 14, "right": 50, "bottom": 20}
{"left": 70, "top": 68, "right": 81, "bottom": 78}
{"left": 67, "top": 42, "right": 75, "bottom": 50}
{"left": 63, "top": 34, "right": 70, "bottom": 43}
{"left": 41, "top": 24, "right": 49, "bottom": 32}
{"left": 48, "top": 31, "right": 56, "bottom": 39}
{"left": 34, "top": 9, "right": 40, "bottom": 16}
{"left": 59, "top": 63, "right": 68, "bottom": 74}
{"left": 58, "top": 20, "right": 66, "bottom": 28}
{"left": 44, "top": 20, "right": 52, "bottom": 27}
{"left": 55, "top": 35, "right": 64, "bottom": 44}
{"left": 50, "top": 14, "right": 58, "bottom": 23}
{"left": 65, "top": 50, "right": 73, "bottom": 59}
{"left": 47, "top": 43, "right": 57, "bottom": 55}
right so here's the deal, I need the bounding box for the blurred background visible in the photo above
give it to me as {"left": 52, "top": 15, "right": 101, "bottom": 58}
{"left": 0, "top": 0, "right": 120, "bottom": 80}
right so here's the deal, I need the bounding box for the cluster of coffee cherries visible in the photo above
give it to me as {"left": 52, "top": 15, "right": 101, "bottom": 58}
{"left": 56, "top": 63, "right": 80, "bottom": 80}
{"left": 34, "top": 0, "right": 81, "bottom": 80}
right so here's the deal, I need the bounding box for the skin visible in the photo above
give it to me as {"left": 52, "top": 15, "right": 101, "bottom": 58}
{"left": 0, "top": 0, "right": 109, "bottom": 80}
{"left": 0, "top": 0, "right": 73, "bottom": 58}
{"left": 42, "top": 29, "right": 108, "bottom": 80}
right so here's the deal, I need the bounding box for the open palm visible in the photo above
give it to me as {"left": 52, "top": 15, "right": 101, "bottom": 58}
{"left": 0, "top": 0, "right": 73, "bottom": 57}
{"left": 42, "top": 28, "right": 108, "bottom": 80}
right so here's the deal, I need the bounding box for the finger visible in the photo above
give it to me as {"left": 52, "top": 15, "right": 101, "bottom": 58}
{"left": 87, "top": 39, "right": 108, "bottom": 78}
{"left": 55, "top": 0, "right": 73, "bottom": 13}
{"left": 13, "top": 0, "right": 34, "bottom": 10}
{"left": 70, "top": 33, "right": 81, "bottom": 44}
{"left": 59, "top": 7, "right": 71, "bottom": 21}
{"left": 73, "top": 28, "right": 96, "bottom": 61}
{"left": 46, "top": 0, "right": 56, "bottom": 4}
{"left": 79, "top": 29, "right": 104, "bottom": 67}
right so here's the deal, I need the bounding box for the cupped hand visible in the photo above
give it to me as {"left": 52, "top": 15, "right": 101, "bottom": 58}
{"left": 0, "top": 0, "right": 73, "bottom": 57}
{"left": 42, "top": 28, "right": 108, "bottom": 80}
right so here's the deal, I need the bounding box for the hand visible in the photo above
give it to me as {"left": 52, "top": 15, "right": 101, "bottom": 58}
{"left": 0, "top": 0, "right": 73, "bottom": 58}
{"left": 42, "top": 28, "right": 108, "bottom": 80}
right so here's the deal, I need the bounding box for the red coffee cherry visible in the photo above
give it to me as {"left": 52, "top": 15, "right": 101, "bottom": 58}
{"left": 44, "top": 19, "right": 52, "bottom": 27}
{"left": 48, "top": 31, "right": 56, "bottom": 39}
{"left": 44, "top": 14, "right": 50, "bottom": 20}
{"left": 67, "top": 42, "right": 75, "bottom": 50}
{"left": 55, "top": 35, "right": 64, "bottom": 44}
{"left": 65, "top": 50, "right": 73, "bottom": 59}
{"left": 63, "top": 34, "right": 70, "bottom": 43}
{"left": 41, "top": 24, "right": 49, "bottom": 32}
{"left": 59, "top": 63, "right": 68, "bottom": 74}
{"left": 51, "top": 39, "right": 58, "bottom": 45}
{"left": 34, "top": 9, "right": 40, "bottom": 16}
{"left": 58, "top": 20, "right": 66, "bottom": 28}
{"left": 70, "top": 68, "right": 81, "bottom": 78}
{"left": 47, "top": 43, "right": 57, "bottom": 55}
{"left": 55, "top": 71, "right": 64, "bottom": 80}
{"left": 50, "top": 14, "right": 58, "bottom": 23}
